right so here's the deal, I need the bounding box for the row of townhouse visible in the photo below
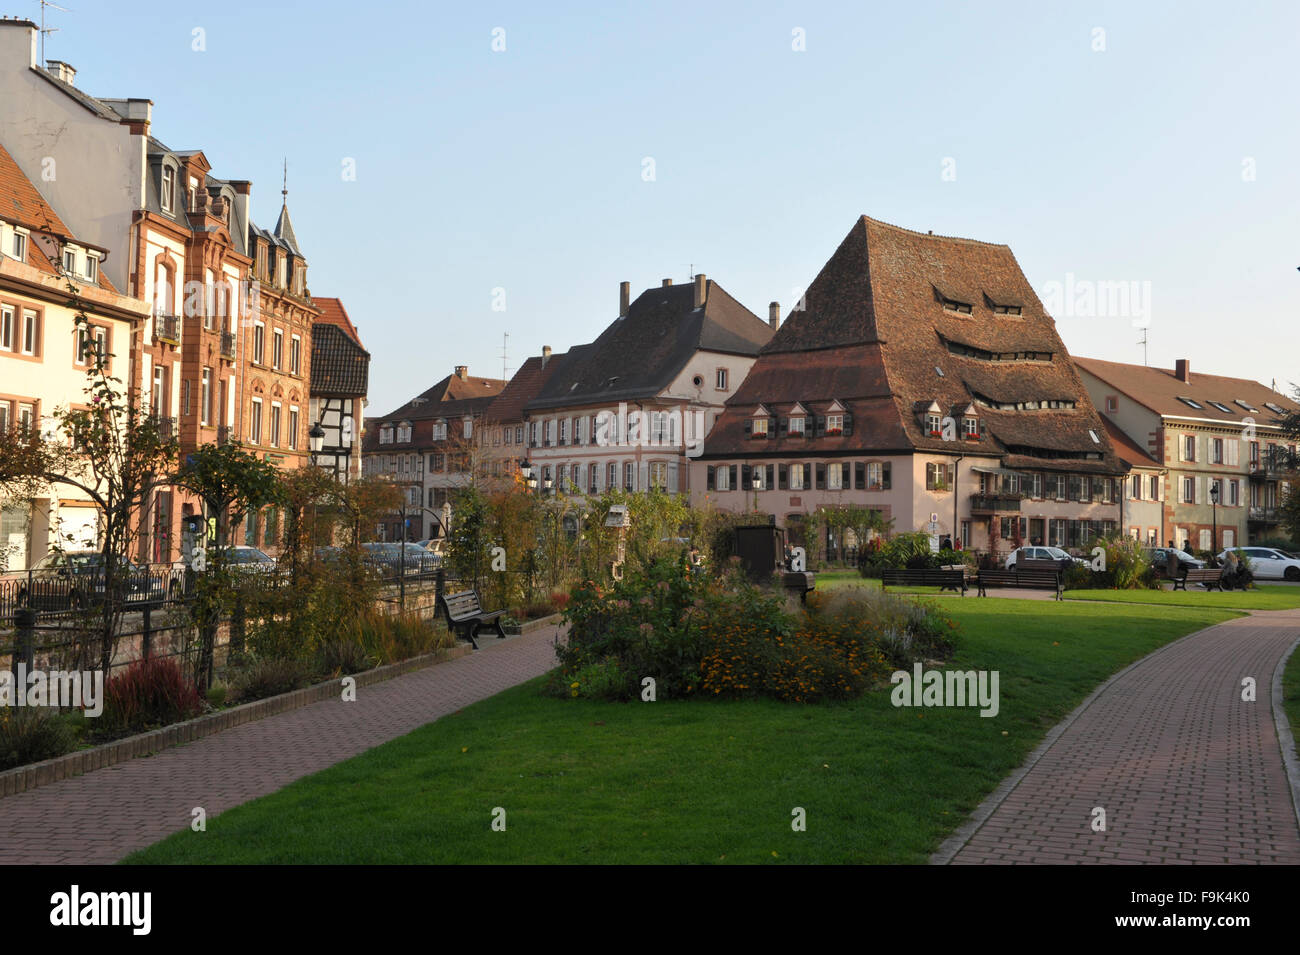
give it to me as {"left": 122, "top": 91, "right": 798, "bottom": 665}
{"left": 362, "top": 217, "right": 1297, "bottom": 554}
{"left": 0, "top": 19, "right": 370, "bottom": 569}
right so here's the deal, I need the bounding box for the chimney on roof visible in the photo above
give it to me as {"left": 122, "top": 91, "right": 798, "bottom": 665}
{"left": 694, "top": 273, "right": 707, "bottom": 309}
{"left": 46, "top": 60, "right": 75, "bottom": 85}
{"left": 541, "top": 345, "right": 552, "bottom": 368}
{"left": 768, "top": 302, "right": 780, "bottom": 329}
{"left": 619, "top": 281, "right": 630, "bottom": 317}
{"left": 455, "top": 365, "right": 468, "bottom": 381}
{"left": 1175, "top": 358, "right": 1190, "bottom": 383}
{"left": 662, "top": 278, "right": 672, "bottom": 287}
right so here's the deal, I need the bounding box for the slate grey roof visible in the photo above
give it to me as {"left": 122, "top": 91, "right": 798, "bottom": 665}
{"left": 311, "top": 323, "right": 370, "bottom": 397}
{"left": 524, "top": 279, "right": 772, "bottom": 413}
{"left": 274, "top": 203, "right": 301, "bottom": 256}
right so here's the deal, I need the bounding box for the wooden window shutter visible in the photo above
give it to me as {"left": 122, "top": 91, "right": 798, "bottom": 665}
{"left": 706, "top": 466, "right": 715, "bottom": 490}
{"left": 778, "top": 464, "right": 788, "bottom": 489}
{"left": 816, "top": 463, "right": 826, "bottom": 489}
{"left": 815, "top": 414, "right": 826, "bottom": 436}
{"left": 855, "top": 462, "right": 865, "bottom": 488}
{"left": 768, "top": 416, "right": 777, "bottom": 438}
{"left": 729, "top": 465, "right": 738, "bottom": 489}
{"left": 743, "top": 419, "right": 751, "bottom": 434}
{"left": 883, "top": 462, "right": 891, "bottom": 489}
{"left": 741, "top": 464, "right": 752, "bottom": 488}
{"left": 766, "top": 464, "right": 775, "bottom": 488}
{"left": 842, "top": 412, "right": 853, "bottom": 435}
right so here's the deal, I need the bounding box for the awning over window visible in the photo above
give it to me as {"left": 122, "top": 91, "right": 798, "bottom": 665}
{"left": 968, "top": 465, "right": 1024, "bottom": 478}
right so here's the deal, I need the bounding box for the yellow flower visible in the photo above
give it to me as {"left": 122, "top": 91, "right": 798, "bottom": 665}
{"left": 570, "top": 681, "right": 580, "bottom": 688}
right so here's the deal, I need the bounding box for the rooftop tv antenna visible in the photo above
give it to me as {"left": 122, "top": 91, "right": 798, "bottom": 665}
{"left": 1137, "top": 327, "right": 1148, "bottom": 366}
{"left": 39, "top": 0, "right": 68, "bottom": 67}
{"left": 500, "top": 332, "right": 512, "bottom": 381}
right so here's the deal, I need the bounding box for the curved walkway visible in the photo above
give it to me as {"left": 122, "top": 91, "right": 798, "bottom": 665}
{"left": 937, "top": 609, "right": 1300, "bottom": 864}
{"left": 0, "top": 626, "right": 561, "bottom": 865}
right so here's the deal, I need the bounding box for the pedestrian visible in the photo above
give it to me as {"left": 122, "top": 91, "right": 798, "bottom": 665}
{"left": 940, "top": 535, "right": 952, "bottom": 551}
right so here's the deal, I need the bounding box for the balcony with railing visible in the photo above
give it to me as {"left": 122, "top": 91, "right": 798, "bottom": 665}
{"left": 1249, "top": 505, "right": 1279, "bottom": 523}
{"left": 149, "top": 414, "right": 177, "bottom": 440}
{"left": 153, "top": 311, "right": 180, "bottom": 344}
{"left": 1249, "top": 450, "right": 1291, "bottom": 481}
{"left": 969, "top": 493, "right": 1022, "bottom": 513}
{"left": 220, "top": 331, "right": 236, "bottom": 359}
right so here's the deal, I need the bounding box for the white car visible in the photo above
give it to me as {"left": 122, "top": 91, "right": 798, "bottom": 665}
{"left": 1217, "top": 547, "right": 1300, "bottom": 581}
{"left": 1005, "top": 546, "right": 1087, "bottom": 570}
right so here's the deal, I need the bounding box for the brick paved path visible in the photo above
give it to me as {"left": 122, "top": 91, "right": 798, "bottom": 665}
{"left": 0, "top": 627, "right": 561, "bottom": 865}
{"left": 941, "top": 609, "right": 1300, "bottom": 864}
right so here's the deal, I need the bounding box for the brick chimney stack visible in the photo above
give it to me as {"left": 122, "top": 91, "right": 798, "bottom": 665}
{"left": 694, "top": 273, "right": 707, "bottom": 308}
{"left": 662, "top": 278, "right": 672, "bottom": 287}
{"left": 541, "top": 345, "right": 552, "bottom": 368}
{"left": 768, "top": 302, "right": 780, "bottom": 329}
{"left": 455, "top": 365, "right": 468, "bottom": 380}
{"left": 619, "top": 281, "right": 630, "bottom": 317}
{"left": 1175, "top": 358, "right": 1190, "bottom": 383}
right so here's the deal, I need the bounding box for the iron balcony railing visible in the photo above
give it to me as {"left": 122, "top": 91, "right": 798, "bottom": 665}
{"left": 153, "top": 311, "right": 180, "bottom": 343}
{"left": 969, "top": 494, "right": 1022, "bottom": 513}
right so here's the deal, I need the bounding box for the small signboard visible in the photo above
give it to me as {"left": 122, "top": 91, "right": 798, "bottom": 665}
{"left": 929, "top": 535, "right": 941, "bottom": 553}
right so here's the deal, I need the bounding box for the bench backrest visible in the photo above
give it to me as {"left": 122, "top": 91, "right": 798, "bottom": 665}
{"left": 1184, "top": 567, "right": 1222, "bottom": 579}
{"left": 442, "top": 590, "right": 484, "bottom": 619}
{"left": 1019, "top": 559, "right": 1063, "bottom": 572}
{"left": 883, "top": 569, "right": 964, "bottom": 581}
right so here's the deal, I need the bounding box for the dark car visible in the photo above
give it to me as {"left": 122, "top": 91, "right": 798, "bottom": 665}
{"left": 18, "top": 551, "right": 161, "bottom": 611}
{"left": 1146, "top": 547, "right": 1204, "bottom": 578}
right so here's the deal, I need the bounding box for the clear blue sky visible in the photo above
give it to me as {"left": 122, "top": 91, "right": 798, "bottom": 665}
{"left": 33, "top": 0, "right": 1300, "bottom": 415}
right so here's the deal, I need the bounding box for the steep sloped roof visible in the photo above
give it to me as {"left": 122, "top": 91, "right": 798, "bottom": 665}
{"left": 703, "top": 215, "right": 1120, "bottom": 472}
{"left": 313, "top": 297, "right": 363, "bottom": 346}
{"left": 485, "top": 352, "right": 572, "bottom": 423}
{"left": 526, "top": 279, "right": 773, "bottom": 412}
{"left": 274, "top": 203, "right": 300, "bottom": 256}
{"left": 0, "top": 140, "right": 119, "bottom": 293}
{"left": 310, "top": 322, "right": 369, "bottom": 397}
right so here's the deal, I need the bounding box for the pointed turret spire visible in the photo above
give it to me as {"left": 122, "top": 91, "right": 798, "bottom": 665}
{"left": 273, "top": 158, "right": 301, "bottom": 255}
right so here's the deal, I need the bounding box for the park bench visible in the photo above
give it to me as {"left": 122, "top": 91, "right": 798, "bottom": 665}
{"left": 977, "top": 567, "right": 1063, "bottom": 600}
{"left": 1173, "top": 567, "right": 1225, "bottom": 591}
{"left": 880, "top": 568, "right": 968, "bottom": 596}
{"left": 440, "top": 589, "right": 507, "bottom": 650}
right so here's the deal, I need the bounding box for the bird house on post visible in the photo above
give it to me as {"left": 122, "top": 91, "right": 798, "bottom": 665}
{"left": 605, "top": 505, "right": 630, "bottom": 580}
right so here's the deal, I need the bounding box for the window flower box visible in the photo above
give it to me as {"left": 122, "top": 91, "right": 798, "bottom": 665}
{"left": 824, "top": 428, "right": 843, "bottom": 437}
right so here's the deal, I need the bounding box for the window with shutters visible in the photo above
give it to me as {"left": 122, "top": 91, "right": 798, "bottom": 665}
{"left": 789, "top": 463, "right": 804, "bottom": 490}
{"left": 1148, "top": 475, "right": 1159, "bottom": 500}
{"left": 624, "top": 462, "right": 635, "bottom": 490}
{"left": 1229, "top": 479, "right": 1239, "bottom": 506}
{"left": 826, "top": 414, "right": 843, "bottom": 435}
{"left": 1182, "top": 476, "right": 1195, "bottom": 503}
{"left": 925, "top": 462, "right": 949, "bottom": 490}
{"left": 828, "top": 462, "right": 843, "bottom": 490}
{"left": 752, "top": 417, "right": 768, "bottom": 438}
{"left": 607, "top": 462, "right": 617, "bottom": 487}
{"left": 1211, "top": 438, "right": 1223, "bottom": 464}
{"left": 715, "top": 465, "right": 730, "bottom": 491}
{"left": 788, "top": 415, "right": 805, "bottom": 436}
{"left": 1183, "top": 434, "right": 1196, "bottom": 462}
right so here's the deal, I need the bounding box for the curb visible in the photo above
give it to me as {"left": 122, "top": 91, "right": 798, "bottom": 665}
{"left": 928, "top": 617, "right": 1238, "bottom": 865}
{"left": 503, "top": 612, "right": 564, "bottom": 636}
{"left": 1269, "top": 633, "right": 1300, "bottom": 835}
{"left": 0, "top": 642, "right": 471, "bottom": 802}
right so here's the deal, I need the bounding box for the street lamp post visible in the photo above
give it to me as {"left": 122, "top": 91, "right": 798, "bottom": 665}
{"left": 308, "top": 421, "right": 326, "bottom": 466}
{"left": 1210, "top": 481, "right": 1220, "bottom": 559}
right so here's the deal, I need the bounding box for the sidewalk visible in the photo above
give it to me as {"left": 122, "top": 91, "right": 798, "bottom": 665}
{"left": 937, "top": 609, "right": 1300, "bottom": 864}
{"left": 0, "top": 626, "right": 561, "bottom": 865}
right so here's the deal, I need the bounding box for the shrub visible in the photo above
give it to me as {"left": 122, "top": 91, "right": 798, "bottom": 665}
{"left": 315, "top": 638, "right": 375, "bottom": 677}
{"left": 1062, "top": 534, "right": 1158, "bottom": 590}
{"left": 353, "top": 611, "right": 452, "bottom": 664}
{"left": 559, "top": 559, "right": 956, "bottom": 703}
{"left": 206, "top": 683, "right": 228, "bottom": 707}
{"left": 0, "top": 708, "right": 77, "bottom": 770}
{"left": 229, "top": 657, "right": 313, "bottom": 702}
{"left": 100, "top": 656, "right": 206, "bottom": 737}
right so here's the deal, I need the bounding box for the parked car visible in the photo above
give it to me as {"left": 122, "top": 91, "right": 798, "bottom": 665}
{"left": 1146, "top": 547, "right": 1204, "bottom": 577}
{"left": 17, "top": 551, "right": 162, "bottom": 610}
{"left": 1217, "top": 547, "right": 1300, "bottom": 581}
{"left": 209, "top": 546, "right": 278, "bottom": 575}
{"left": 1004, "top": 546, "right": 1086, "bottom": 570}
{"left": 359, "top": 542, "right": 434, "bottom": 577}
{"left": 413, "top": 539, "right": 444, "bottom": 555}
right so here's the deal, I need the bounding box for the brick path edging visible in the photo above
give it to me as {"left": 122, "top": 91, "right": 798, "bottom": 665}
{"left": 928, "top": 620, "right": 1238, "bottom": 865}
{"left": 1270, "top": 634, "right": 1300, "bottom": 829}
{"left": 0, "top": 642, "right": 472, "bottom": 802}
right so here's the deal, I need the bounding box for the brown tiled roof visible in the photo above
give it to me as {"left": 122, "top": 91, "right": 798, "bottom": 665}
{"left": 703, "top": 215, "right": 1121, "bottom": 473}
{"left": 1075, "top": 356, "right": 1300, "bottom": 426}
{"left": 1100, "top": 416, "right": 1158, "bottom": 469}
{"left": 310, "top": 322, "right": 369, "bottom": 397}
{"left": 484, "top": 352, "right": 570, "bottom": 424}
{"left": 0, "top": 141, "right": 118, "bottom": 293}
{"left": 526, "top": 279, "right": 773, "bottom": 413}
{"left": 313, "top": 297, "right": 363, "bottom": 346}
{"left": 362, "top": 371, "right": 506, "bottom": 452}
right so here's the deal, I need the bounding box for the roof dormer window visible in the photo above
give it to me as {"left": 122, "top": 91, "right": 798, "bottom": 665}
{"left": 161, "top": 166, "right": 175, "bottom": 213}
{"left": 61, "top": 248, "right": 76, "bottom": 276}
{"left": 991, "top": 304, "right": 1022, "bottom": 316}
{"left": 84, "top": 253, "right": 98, "bottom": 283}
{"left": 941, "top": 297, "right": 972, "bottom": 314}
{"left": 925, "top": 400, "right": 943, "bottom": 436}
{"left": 8, "top": 227, "right": 27, "bottom": 263}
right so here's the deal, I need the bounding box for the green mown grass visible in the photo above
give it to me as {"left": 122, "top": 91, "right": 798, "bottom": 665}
{"left": 1285, "top": 641, "right": 1300, "bottom": 752}
{"left": 124, "top": 599, "right": 1238, "bottom": 865}
{"left": 1063, "top": 584, "right": 1300, "bottom": 611}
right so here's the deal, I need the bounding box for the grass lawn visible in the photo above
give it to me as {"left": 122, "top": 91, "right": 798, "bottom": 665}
{"left": 124, "top": 599, "right": 1239, "bottom": 865}
{"left": 1063, "top": 584, "right": 1300, "bottom": 611}
{"left": 1286, "top": 643, "right": 1300, "bottom": 750}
